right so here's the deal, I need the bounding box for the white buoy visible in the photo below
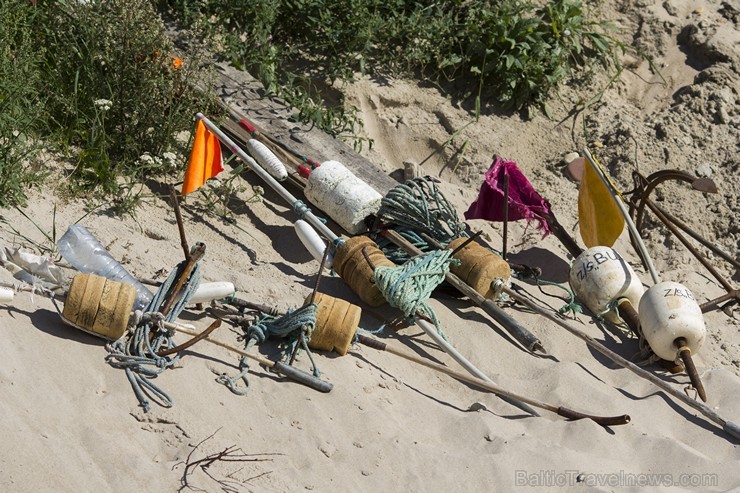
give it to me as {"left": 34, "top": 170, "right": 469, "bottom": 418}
{"left": 639, "top": 281, "right": 706, "bottom": 361}
{"left": 295, "top": 220, "right": 333, "bottom": 268}
{"left": 304, "top": 160, "right": 383, "bottom": 235}
{"left": 246, "top": 139, "right": 288, "bottom": 181}
{"left": 569, "top": 246, "right": 645, "bottom": 322}
{"left": 189, "top": 282, "right": 236, "bottom": 305}
{"left": 0, "top": 287, "right": 14, "bottom": 304}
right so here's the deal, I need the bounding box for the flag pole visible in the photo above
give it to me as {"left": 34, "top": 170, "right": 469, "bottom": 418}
{"left": 196, "top": 113, "right": 337, "bottom": 244}
{"left": 198, "top": 113, "right": 539, "bottom": 416}
{"left": 583, "top": 148, "right": 661, "bottom": 284}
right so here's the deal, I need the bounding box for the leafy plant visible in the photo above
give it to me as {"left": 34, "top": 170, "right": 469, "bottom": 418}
{"left": 36, "top": 0, "right": 214, "bottom": 193}
{"left": 160, "top": 0, "right": 619, "bottom": 122}
{"left": 0, "top": 1, "right": 46, "bottom": 207}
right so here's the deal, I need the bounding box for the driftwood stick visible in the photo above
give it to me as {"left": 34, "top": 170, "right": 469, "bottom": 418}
{"left": 172, "top": 325, "right": 332, "bottom": 393}
{"left": 355, "top": 333, "right": 630, "bottom": 426}
{"left": 170, "top": 186, "right": 191, "bottom": 262}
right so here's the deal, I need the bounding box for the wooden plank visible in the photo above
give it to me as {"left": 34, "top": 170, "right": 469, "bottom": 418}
{"left": 212, "top": 63, "right": 398, "bottom": 196}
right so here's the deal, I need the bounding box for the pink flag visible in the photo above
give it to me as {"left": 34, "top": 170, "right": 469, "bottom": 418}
{"left": 464, "top": 156, "right": 552, "bottom": 236}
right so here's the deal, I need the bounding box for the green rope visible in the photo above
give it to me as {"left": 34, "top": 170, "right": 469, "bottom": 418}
{"left": 375, "top": 228, "right": 432, "bottom": 264}
{"left": 106, "top": 260, "right": 201, "bottom": 412}
{"left": 376, "top": 177, "right": 467, "bottom": 245}
{"left": 218, "top": 303, "right": 319, "bottom": 395}
{"left": 374, "top": 250, "right": 459, "bottom": 340}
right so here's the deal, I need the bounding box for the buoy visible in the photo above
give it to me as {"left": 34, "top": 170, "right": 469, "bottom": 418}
{"left": 189, "top": 282, "right": 236, "bottom": 305}
{"left": 333, "top": 236, "right": 394, "bottom": 307}
{"left": 295, "top": 220, "right": 333, "bottom": 268}
{"left": 447, "top": 237, "right": 511, "bottom": 299}
{"left": 639, "top": 281, "right": 707, "bottom": 401}
{"left": 304, "top": 160, "right": 383, "bottom": 234}
{"left": 246, "top": 139, "right": 288, "bottom": 181}
{"left": 307, "top": 292, "right": 361, "bottom": 355}
{"left": 62, "top": 273, "right": 136, "bottom": 340}
{"left": 569, "top": 246, "right": 645, "bottom": 322}
{"left": 0, "top": 287, "right": 13, "bottom": 303}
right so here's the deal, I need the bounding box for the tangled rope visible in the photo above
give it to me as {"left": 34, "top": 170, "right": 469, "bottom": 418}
{"left": 218, "top": 303, "right": 319, "bottom": 395}
{"left": 376, "top": 177, "right": 467, "bottom": 246}
{"left": 374, "top": 250, "right": 459, "bottom": 339}
{"left": 105, "top": 261, "right": 201, "bottom": 412}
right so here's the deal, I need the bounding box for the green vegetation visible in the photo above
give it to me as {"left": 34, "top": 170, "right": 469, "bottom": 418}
{"left": 0, "top": 0, "right": 213, "bottom": 209}
{"left": 0, "top": 0, "right": 620, "bottom": 209}
{"left": 161, "top": 0, "right": 619, "bottom": 123}
{"left": 0, "top": 1, "right": 45, "bottom": 207}
{"left": 40, "top": 0, "right": 214, "bottom": 194}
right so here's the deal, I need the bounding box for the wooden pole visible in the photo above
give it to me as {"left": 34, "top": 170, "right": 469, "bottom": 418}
{"left": 355, "top": 333, "right": 629, "bottom": 426}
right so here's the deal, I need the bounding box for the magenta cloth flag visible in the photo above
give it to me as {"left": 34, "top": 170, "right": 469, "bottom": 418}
{"left": 464, "top": 156, "right": 552, "bottom": 236}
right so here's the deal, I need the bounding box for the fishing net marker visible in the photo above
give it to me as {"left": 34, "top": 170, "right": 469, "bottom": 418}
{"left": 196, "top": 113, "right": 539, "bottom": 417}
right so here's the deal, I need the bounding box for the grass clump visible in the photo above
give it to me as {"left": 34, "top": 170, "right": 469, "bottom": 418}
{"left": 160, "top": 0, "right": 619, "bottom": 124}
{"left": 0, "top": 1, "right": 46, "bottom": 207}
{"left": 38, "top": 0, "right": 213, "bottom": 196}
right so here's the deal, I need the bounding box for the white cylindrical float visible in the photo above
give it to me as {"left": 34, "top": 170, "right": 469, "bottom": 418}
{"left": 246, "top": 139, "right": 288, "bottom": 181}
{"left": 569, "top": 246, "right": 645, "bottom": 322}
{"left": 189, "top": 282, "right": 236, "bottom": 305}
{"left": 304, "top": 160, "right": 383, "bottom": 235}
{"left": 0, "top": 287, "right": 14, "bottom": 304}
{"left": 638, "top": 281, "right": 706, "bottom": 361}
{"left": 295, "top": 220, "right": 333, "bottom": 269}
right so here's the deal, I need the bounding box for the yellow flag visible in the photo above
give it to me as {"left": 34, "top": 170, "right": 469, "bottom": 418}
{"left": 181, "top": 120, "right": 224, "bottom": 195}
{"left": 578, "top": 156, "right": 624, "bottom": 247}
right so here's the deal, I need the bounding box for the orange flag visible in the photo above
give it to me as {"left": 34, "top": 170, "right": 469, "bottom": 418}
{"left": 578, "top": 154, "right": 625, "bottom": 248}
{"left": 181, "top": 120, "right": 224, "bottom": 195}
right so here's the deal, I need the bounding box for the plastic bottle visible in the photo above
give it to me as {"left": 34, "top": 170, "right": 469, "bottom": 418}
{"left": 57, "top": 224, "right": 153, "bottom": 311}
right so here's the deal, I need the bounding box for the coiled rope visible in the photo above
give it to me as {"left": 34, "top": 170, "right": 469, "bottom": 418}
{"left": 376, "top": 177, "right": 467, "bottom": 247}
{"left": 218, "top": 303, "right": 319, "bottom": 395}
{"left": 374, "top": 250, "right": 459, "bottom": 340}
{"left": 105, "top": 261, "right": 201, "bottom": 412}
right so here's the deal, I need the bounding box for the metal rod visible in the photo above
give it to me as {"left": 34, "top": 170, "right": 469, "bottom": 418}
{"left": 500, "top": 282, "right": 740, "bottom": 441}
{"left": 384, "top": 229, "right": 545, "bottom": 354}
{"left": 502, "top": 172, "right": 509, "bottom": 261}
{"left": 355, "top": 334, "right": 629, "bottom": 426}
{"left": 159, "top": 243, "right": 206, "bottom": 318}
{"left": 700, "top": 290, "right": 739, "bottom": 313}
{"left": 645, "top": 199, "right": 733, "bottom": 292}
{"left": 583, "top": 148, "right": 661, "bottom": 284}
{"left": 157, "top": 319, "right": 222, "bottom": 357}
{"left": 650, "top": 202, "right": 740, "bottom": 270}
{"left": 675, "top": 337, "right": 706, "bottom": 402}
{"left": 449, "top": 230, "right": 482, "bottom": 257}
{"left": 197, "top": 114, "right": 337, "bottom": 243}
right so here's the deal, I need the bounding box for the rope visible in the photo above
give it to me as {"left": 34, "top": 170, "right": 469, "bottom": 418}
{"left": 217, "top": 303, "right": 320, "bottom": 395}
{"left": 376, "top": 177, "right": 467, "bottom": 245}
{"left": 292, "top": 199, "right": 327, "bottom": 224}
{"left": 374, "top": 250, "right": 458, "bottom": 340}
{"left": 510, "top": 267, "right": 583, "bottom": 318}
{"left": 105, "top": 261, "right": 201, "bottom": 412}
{"left": 375, "top": 228, "right": 433, "bottom": 264}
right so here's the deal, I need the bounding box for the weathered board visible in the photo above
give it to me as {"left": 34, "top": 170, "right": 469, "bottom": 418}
{"left": 213, "top": 63, "right": 398, "bottom": 196}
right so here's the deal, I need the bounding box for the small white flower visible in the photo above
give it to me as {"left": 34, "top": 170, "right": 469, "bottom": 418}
{"left": 563, "top": 29, "right": 571, "bottom": 36}
{"left": 138, "top": 153, "right": 155, "bottom": 165}
{"left": 162, "top": 151, "right": 178, "bottom": 168}
{"left": 94, "top": 99, "right": 112, "bottom": 111}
